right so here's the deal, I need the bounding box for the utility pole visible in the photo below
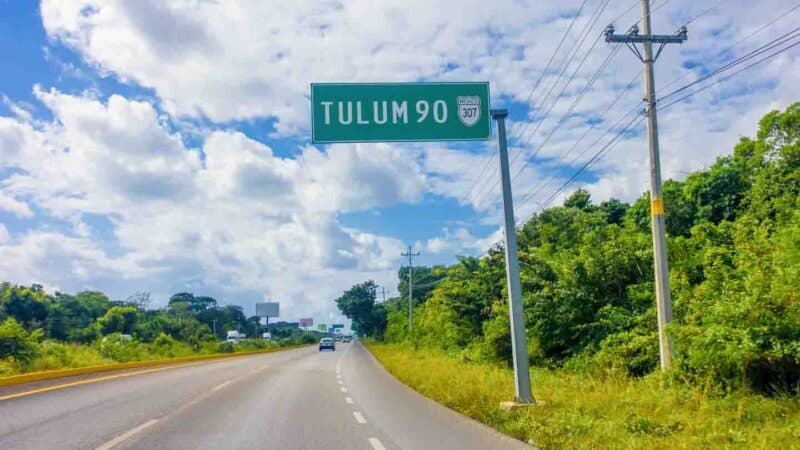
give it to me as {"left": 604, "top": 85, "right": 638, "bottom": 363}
{"left": 492, "top": 109, "right": 533, "bottom": 403}
{"left": 401, "top": 245, "right": 420, "bottom": 332}
{"left": 212, "top": 319, "right": 217, "bottom": 337}
{"left": 604, "top": 0, "right": 687, "bottom": 370}
{"left": 381, "top": 286, "right": 387, "bottom": 303}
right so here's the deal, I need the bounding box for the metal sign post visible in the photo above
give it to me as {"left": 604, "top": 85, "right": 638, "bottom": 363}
{"left": 492, "top": 109, "right": 533, "bottom": 404}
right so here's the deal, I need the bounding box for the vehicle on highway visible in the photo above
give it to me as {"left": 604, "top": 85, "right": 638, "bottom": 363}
{"left": 342, "top": 335, "right": 353, "bottom": 343}
{"left": 319, "top": 337, "right": 336, "bottom": 351}
{"left": 226, "top": 330, "right": 241, "bottom": 344}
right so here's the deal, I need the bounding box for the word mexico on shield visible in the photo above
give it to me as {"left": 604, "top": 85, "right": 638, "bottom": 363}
{"left": 457, "top": 96, "right": 482, "bottom": 127}
{"left": 311, "top": 82, "right": 491, "bottom": 143}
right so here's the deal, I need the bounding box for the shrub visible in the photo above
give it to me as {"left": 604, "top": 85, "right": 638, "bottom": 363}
{"left": 216, "top": 341, "right": 235, "bottom": 353}
{"left": 97, "top": 333, "right": 144, "bottom": 362}
{"left": 0, "top": 317, "right": 41, "bottom": 367}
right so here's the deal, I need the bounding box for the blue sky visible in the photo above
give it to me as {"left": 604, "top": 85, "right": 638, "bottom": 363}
{"left": 0, "top": 0, "right": 797, "bottom": 325}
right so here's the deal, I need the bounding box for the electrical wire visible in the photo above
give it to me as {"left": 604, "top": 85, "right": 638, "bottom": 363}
{"left": 660, "top": 36, "right": 800, "bottom": 111}
{"left": 466, "top": 0, "right": 590, "bottom": 203}
{"left": 473, "top": 0, "right": 613, "bottom": 206}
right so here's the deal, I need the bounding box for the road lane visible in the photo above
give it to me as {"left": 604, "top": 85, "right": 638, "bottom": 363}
{"left": 342, "top": 343, "right": 530, "bottom": 450}
{"left": 0, "top": 347, "right": 312, "bottom": 449}
{"left": 0, "top": 342, "right": 531, "bottom": 449}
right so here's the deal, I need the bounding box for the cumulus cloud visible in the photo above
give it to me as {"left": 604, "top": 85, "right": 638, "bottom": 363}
{"left": 0, "top": 89, "right": 420, "bottom": 317}
{"left": 0, "top": 192, "right": 34, "bottom": 218}
{"left": 1, "top": 0, "right": 797, "bottom": 320}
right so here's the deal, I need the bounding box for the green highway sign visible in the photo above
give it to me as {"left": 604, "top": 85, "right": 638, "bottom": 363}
{"left": 311, "top": 82, "right": 490, "bottom": 143}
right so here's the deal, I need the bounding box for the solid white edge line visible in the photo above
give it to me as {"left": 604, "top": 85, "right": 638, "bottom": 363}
{"left": 95, "top": 419, "right": 159, "bottom": 450}
{"left": 369, "top": 437, "right": 387, "bottom": 450}
{"left": 353, "top": 411, "right": 367, "bottom": 424}
{"left": 345, "top": 397, "right": 354, "bottom": 404}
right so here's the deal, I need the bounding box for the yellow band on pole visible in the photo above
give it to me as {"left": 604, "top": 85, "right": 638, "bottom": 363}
{"left": 651, "top": 196, "right": 664, "bottom": 216}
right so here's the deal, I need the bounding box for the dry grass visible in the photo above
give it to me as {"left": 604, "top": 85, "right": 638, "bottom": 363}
{"left": 367, "top": 343, "right": 800, "bottom": 449}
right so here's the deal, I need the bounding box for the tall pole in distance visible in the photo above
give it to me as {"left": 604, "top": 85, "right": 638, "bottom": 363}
{"left": 605, "top": 0, "right": 687, "bottom": 370}
{"left": 492, "top": 109, "right": 533, "bottom": 403}
{"left": 401, "top": 245, "right": 420, "bottom": 333}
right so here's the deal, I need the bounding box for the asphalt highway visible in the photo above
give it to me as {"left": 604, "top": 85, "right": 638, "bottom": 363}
{"left": 0, "top": 342, "right": 530, "bottom": 449}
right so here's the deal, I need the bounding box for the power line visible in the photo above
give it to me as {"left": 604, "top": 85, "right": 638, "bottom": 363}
{"left": 515, "top": 101, "right": 643, "bottom": 222}
{"left": 660, "top": 36, "right": 800, "bottom": 111}
{"left": 473, "top": 0, "right": 614, "bottom": 206}
{"left": 512, "top": 0, "right": 743, "bottom": 221}
{"left": 411, "top": 277, "right": 449, "bottom": 289}
{"left": 466, "top": 0, "right": 591, "bottom": 203}
{"left": 479, "top": 0, "right": 680, "bottom": 208}
{"left": 514, "top": 4, "right": 800, "bottom": 230}
{"left": 510, "top": 44, "right": 623, "bottom": 184}
{"left": 539, "top": 112, "right": 645, "bottom": 210}
{"left": 660, "top": 25, "right": 800, "bottom": 104}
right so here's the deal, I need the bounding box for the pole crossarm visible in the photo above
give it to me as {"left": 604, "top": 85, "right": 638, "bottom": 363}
{"left": 604, "top": 24, "right": 687, "bottom": 62}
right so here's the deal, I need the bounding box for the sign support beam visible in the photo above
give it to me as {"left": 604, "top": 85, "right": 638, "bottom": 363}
{"left": 492, "top": 109, "right": 533, "bottom": 404}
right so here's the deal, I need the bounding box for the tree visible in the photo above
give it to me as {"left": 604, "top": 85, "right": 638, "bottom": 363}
{"left": 397, "top": 265, "right": 447, "bottom": 305}
{"left": 564, "top": 189, "right": 593, "bottom": 210}
{"left": 126, "top": 291, "right": 152, "bottom": 310}
{"left": 335, "top": 281, "right": 383, "bottom": 337}
{"left": 169, "top": 292, "right": 218, "bottom": 313}
{"left": 0, "top": 283, "right": 49, "bottom": 330}
{"left": 599, "top": 198, "right": 629, "bottom": 225}
{"left": 0, "top": 317, "right": 41, "bottom": 366}
{"left": 97, "top": 306, "right": 140, "bottom": 335}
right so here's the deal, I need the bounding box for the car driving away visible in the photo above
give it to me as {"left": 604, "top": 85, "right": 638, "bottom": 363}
{"left": 319, "top": 337, "right": 335, "bottom": 351}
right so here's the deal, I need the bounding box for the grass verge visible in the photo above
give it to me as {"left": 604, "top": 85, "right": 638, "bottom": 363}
{"left": 366, "top": 342, "right": 800, "bottom": 449}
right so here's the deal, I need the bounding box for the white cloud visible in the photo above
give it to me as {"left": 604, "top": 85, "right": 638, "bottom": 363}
{"left": 0, "top": 89, "right": 423, "bottom": 319}
{"left": 39, "top": 0, "right": 633, "bottom": 134}
{"left": 0, "top": 232, "right": 121, "bottom": 292}
{"left": 425, "top": 226, "right": 499, "bottom": 256}
{"left": 0, "top": 192, "right": 34, "bottom": 218}
{"left": 1, "top": 0, "right": 798, "bottom": 319}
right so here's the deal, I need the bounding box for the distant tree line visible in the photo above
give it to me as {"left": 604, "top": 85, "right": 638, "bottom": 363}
{"left": 0, "top": 286, "right": 317, "bottom": 374}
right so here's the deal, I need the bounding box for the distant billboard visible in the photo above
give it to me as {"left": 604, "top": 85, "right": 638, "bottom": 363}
{"left": 299, "top": 318, "right": 314, "bottom": 327}
{"left": 256, "top": 302, "right": 279, "bottom": 318}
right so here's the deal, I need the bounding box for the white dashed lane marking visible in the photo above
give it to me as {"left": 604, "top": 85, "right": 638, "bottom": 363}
{"left": 369, "top": 437, "right": 387, "bottom": 450}
{"left": 341, "top": 387, "right": 348, "bottom": 393}
{"left": 345, "top": 397, "right": 354, "bottom": 404}
{"left": 95, "top": 419, "right": 159, "bottom": 450}
{"left": 353, "top": 411, "right": 367, "bottom": 424}
{"left": 212, "top": 380, "right": 232, "bottom": 392}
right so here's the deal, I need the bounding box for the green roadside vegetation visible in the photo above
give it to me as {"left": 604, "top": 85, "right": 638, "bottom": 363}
{"left": 0, "top": 288, "right": 320, "bottom": 377}
{"left": 337, "top": 103, "right": 800, "bottom": 448}
{"left": 367, "top": 343, "right": 800, "bottom": 449}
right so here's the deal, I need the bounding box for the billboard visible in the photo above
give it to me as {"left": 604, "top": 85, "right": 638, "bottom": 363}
{"left": 299, "top": 318, "right": 314, "bottom": 328}
{"left": 255, "top": 302, "right": 279, "bottom": 318}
